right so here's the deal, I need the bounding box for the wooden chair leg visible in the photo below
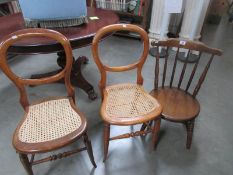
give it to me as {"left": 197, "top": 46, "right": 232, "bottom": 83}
{"left": 83, "top": 133, "right": 97, "bottom": 168}
{"left": 152, "top": 118, "right": 161, "bottom": 150}
{"left": 186, "top": 119, "right": 195, "bottom": 149}
{"left": 140, "top": 123, "right": 147, "bottom": 131}
{"left": 103, "top": 123, "right": 110, "bottom": 162}
{"left": 140, "top": 121, "right": 153, "bottom": 132}
{"left": 19, "top": 153, "right": 33, "bottom": 175}
{"left": 147, "top": 121, "right": 153, "bottom": 131}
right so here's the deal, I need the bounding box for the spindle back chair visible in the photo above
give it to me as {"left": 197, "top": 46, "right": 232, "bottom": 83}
{"left": 142, "top": 39, "right": 222, "bottom": 149}
{"left": 92, "top": 24, "right": 162, "bottom": 161}
{"left": 0, "top": 28, "right": 96, "bottom": 175}
{"left": 153, "top": 39, "right": 222, "bottom": 96}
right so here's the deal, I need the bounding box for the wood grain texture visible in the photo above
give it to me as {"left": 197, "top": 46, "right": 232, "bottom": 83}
{"left": 0, "top": 7, "right": 119, "bottom": 54}
{"left": 92, "top": 24, "right": 162, "bottom": 160}
{"left": 0, "top": 28, "right": 96, "bottom": 173}
{"left": 148, "top": 38, "right": 223, "bottom": 149}
{"left": 150, "top": 87, "right": 200, "bottom": 122}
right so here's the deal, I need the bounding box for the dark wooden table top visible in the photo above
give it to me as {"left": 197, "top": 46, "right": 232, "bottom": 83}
{"left": 0, "top": 7, "right": 119, "bottom": 54}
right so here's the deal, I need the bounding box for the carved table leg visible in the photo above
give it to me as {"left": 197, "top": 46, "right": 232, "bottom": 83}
{"left": 57, "top": 52, "right": 97, "bottom": 100}
{"left": 71, "top": 56, "right": 97, "bottom": 100}
{"left": 31, "top": 52, "right": 97, "bottom": 100}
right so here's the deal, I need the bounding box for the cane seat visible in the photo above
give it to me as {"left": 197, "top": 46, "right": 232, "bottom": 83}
{"left": 101, "top": 83, "right": 161, "bottom": 125}
{"left": 18, "top": 98, "right": 82, "bottom": 144}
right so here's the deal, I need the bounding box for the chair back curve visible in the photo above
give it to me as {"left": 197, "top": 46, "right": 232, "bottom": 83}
{"left": 0, "top": 28, "right": 75, "bottom": 109}
{"left": 153, "top": 39, "right": 222, "bottom": 98}
{"left": 92, "top": 24, "right": 149, "bottom": 97}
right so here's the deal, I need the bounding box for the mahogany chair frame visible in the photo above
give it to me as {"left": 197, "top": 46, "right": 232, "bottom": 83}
{"left": 92, "top": 24, "right": 162, "bottom": 161}
{"left": 142, "top": 39, "right": 222, "bottom": 149}
{"left": 0, "top": 29, "right": 96, "bottom": 175}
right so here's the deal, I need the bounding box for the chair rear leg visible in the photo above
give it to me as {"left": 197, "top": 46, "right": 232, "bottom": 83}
{"left": 140, "top": 123, "right": 147, "bottom": 131}
{"left": 140, "top": 121, "right": 152, "bottom": 132}
{"left": 19, "top": 153, "right": 33, "bottom": 175}
{"left": 83, "top": 133, "right": 97, "bottom": 168}
{"left": 103, "top": 123, "right": 110, "bottom": 162}
{"left": 152, "top": 118, "right": 161, "bottom": 150}
{"left": 186, "top": 119, "right": 195, "bottom": 149}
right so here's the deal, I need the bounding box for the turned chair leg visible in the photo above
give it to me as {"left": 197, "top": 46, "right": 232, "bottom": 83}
{"left": 140, "top": 121, "right": 153, "bottom": 132}
{"left": 140, "top": 122, "right": 147, "bottom": 131}
{"left": 186, "top": 119, "right": 195, "bottom": 149}
{"left": 103, "top": 123, "right": 110, "bottom": 162}
{"left": 152, "top": 118, "right": 161, "bottom": 150}
{"left": 83, "top": 133, "right": 97, "bottom": 168}
{"left": 19, "top": 153, "right": 33, "bottom": 175}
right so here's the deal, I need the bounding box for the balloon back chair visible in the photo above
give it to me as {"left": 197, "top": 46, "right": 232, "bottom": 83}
{"left": 92, "top": 24, "right": 162, "bottom": 161}
{"left": 141, "top": 39, "right": 222, "bottom": 149}
{"left": 0, "top": 28, "right": 96, "bottom": 175}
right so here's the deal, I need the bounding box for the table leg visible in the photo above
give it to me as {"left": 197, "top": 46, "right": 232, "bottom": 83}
{"left": 57, "top": 52, "right": 97, "bottom": 100}
{"left": 31, "top": 52, "right": 97, "bottom": 100}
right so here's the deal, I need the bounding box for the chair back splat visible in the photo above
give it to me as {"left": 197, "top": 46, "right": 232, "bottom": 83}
{"left": 153, "top": 39, "right": 222, "bottom": 98}
{"left": 92, "top": 24, "right": 149, "bottom": 98}
{"left": 0, "top": 28, "right": 75, "bottom": 109}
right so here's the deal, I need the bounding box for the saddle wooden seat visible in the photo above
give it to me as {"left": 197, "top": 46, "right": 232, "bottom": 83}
{"left": 150, "top": 87, "right": 200, "bottom": 121}
{"left": 142, "top": 39, "right": 222, "bottom": 149}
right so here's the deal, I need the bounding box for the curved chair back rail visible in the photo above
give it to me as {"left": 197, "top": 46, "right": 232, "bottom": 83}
{"left": 152, "top": 38, "right": 223, "bottom": 97}
{"left": 92, "top": 24, "right": 149, "bottom": 96}
{"left": 0, "top": 28, "right": 97, "bottom": 173}
{"left": 0, "top": 28, "right": 75, "bottom": 109}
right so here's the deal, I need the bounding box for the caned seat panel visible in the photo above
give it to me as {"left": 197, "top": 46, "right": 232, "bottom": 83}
{"left": 101, "top": 83, "right": 162, "bottom": 125}
{"left": 13, "top": 98, "right": 87, "bottom": 153}
{"left": 18, "top": 98, "right": 82, "bottom": 143}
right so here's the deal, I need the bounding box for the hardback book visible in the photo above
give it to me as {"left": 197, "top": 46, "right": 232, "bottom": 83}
{"left": 18, "top": 0, "right": 88, "bottom": 28}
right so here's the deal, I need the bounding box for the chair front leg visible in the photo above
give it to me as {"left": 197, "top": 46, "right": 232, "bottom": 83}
{"left": 152, "top": 118, "right": 161, "bottom": 150}
{"left": 19, "top": 153, "right": 33, "bottom": 175}
{"left": 83, "top": 133, "right": 97, "bottom": 168}
{"left": 186, "top": 119, "right": 195, "bottom": 149}
{"left": 103, "top": 123, "right": 110, "bottom": 162}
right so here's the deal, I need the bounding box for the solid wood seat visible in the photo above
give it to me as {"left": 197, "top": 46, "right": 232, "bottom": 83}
{"left": 141, "top": 39, "right": 222, "bottom": 149}
{"left": 101, "top": 83, "right": 161, "bottom": 125}
{"left": 14, "top": 98, "right": 87, "bottom": 153}
{"left": 0, "top": 29, "right": 96, "bottom": 175}
{"left": 150, "top": 87, "right": 200, "bottom": 122}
